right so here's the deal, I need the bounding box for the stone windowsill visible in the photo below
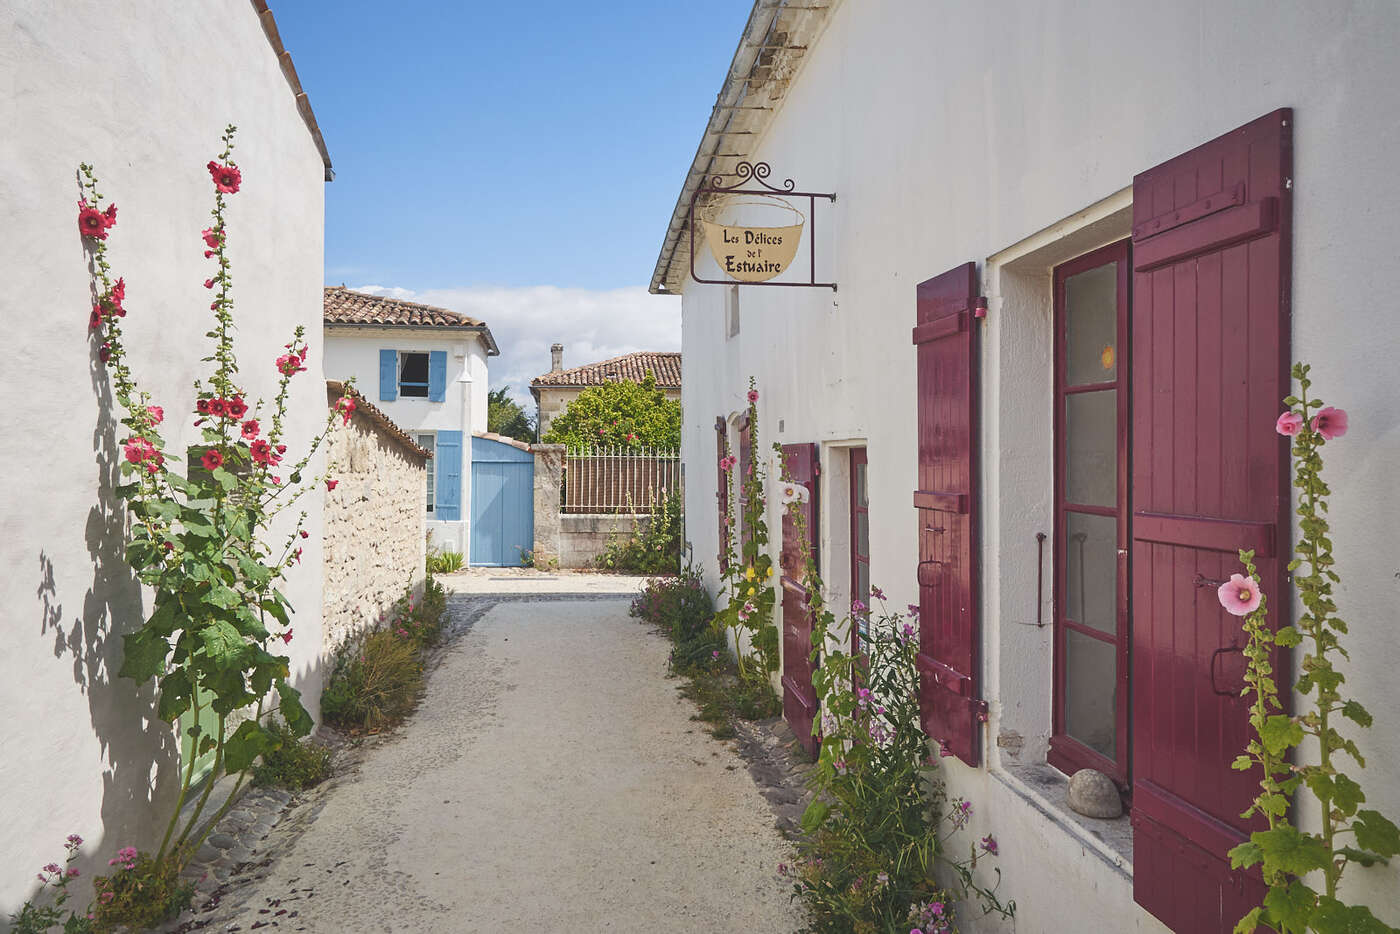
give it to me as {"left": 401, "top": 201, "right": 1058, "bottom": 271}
{"left": 993, "top": 760, "right": 1134, "bottom": 878}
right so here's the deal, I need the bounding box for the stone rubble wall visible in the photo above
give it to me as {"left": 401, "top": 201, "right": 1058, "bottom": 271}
{"left": 323, "top": 396, "right": 427, "bottom": 651}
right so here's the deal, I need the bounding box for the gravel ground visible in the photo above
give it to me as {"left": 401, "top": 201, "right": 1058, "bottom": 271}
{"left": 175, "top": 591, "right": 804, "bottom": 933}
{"left": 438, "top": 566, "right": 652, "bottom": 595}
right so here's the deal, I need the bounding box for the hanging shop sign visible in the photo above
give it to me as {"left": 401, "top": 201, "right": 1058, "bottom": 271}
{"left": 688, "top": 162, "right": 837, "bottom": 290}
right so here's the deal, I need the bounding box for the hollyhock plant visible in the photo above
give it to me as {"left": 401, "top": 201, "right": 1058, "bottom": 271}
{"left": 1310, "top": 404, "right": 1348, "bottom": 440}
{"left": 1275, "top": 411, "right": 1303, "bottom": 436}
{"left": 77, "top": 126, "right": 353, "bottom": 879}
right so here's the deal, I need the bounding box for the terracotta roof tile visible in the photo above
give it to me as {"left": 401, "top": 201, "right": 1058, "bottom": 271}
{"left": 323, "top": 287, "right": 499, "bottom": 353}
{"left": 530, "top": 351, "right": 681, "bottom": 389}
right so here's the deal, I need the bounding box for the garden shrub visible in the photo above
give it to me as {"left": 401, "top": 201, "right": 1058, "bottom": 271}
{"left": 251, "top": 717, "right": 332, "bottom": 790}
{"left": 425, "top": 548, "right": 463, "bottom": 574}
{"left": 597, "top": 490, "right": 682, "bottom": 575}
{"left": 90, "top": 847, "right": 191, "bottom": 933}
{"left": 321, "top": 629, "right": 424, "bottom": 732}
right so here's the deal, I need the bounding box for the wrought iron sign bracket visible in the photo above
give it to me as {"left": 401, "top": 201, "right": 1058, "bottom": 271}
{"left": 688, "top": 161, "right": 837, "bottom": 291}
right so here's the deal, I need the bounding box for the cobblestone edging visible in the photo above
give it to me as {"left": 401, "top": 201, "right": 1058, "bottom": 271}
{"left": 730, "top": 715, "right": 818, "bottom": 838}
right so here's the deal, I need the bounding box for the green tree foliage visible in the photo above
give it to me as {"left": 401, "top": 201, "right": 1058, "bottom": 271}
{"left": 540, "top": 372, "right": 681, "bottom": 448}
{"left": 487, "top": 387, "right": 535, "bottom": 443}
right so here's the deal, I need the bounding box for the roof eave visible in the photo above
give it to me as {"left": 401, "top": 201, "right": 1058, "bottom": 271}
{"left": 251, "top": 1, "right": 333, "bottom": 182}
{"left": 324, "top": 320, "right": 500, "bottom": 355}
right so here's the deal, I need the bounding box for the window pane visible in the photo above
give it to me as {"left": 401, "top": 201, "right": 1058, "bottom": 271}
{"left": 856, "top": 560, "right": 869, "bottom": 606}
{"left": 856, "top": 511, "right": 869, "bottom": 558}
{"left": 1064, "top": 262, "right": 1118, "bottom": 385}
{"left": 1064, "top": 629, "right": 1117, "bottom": 759}
{"left": 418, "top": 434, "right": 435, "bottom": 511}
{"left": 400, "top": 352, "right": 429, "bottom": 397}
{"left": 1064, "top": 389, "right": 1117, "bottom": 506}
{"left": 854, "top": 461, "right": 868, "bottom": 507}
{"left": 1065, "top": 511, "right": 1118, "bottom": 634}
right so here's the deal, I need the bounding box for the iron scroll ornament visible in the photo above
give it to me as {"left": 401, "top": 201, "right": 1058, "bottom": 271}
{"left": 688, "top": 161, "right": 837, "bottom": 291}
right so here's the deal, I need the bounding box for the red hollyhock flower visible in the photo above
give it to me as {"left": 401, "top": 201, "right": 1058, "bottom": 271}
{"left": 226, "top": 397, "right": 247, "bottom": 418}
{"left": 201, "top": 449, "right": 224, "bottom": 471}
{"left": 299, "top": 529, "right": 309, "bottom": 539}
{"left": 292, "top": 548, "right": 302, "bottom": 564}
{"left": 204, "top": 278, "right": 215, "bottom": 289}
{"left": 147, "top": 405, "right": 164, "bottom": 425}
{"left": 325, "top": 478, "right": 338, "bottom": 491}
{"left": 336, "top": 396, "right": 357, "bottom": 425}
{"left": 203, "top": 250, "right": 214, "bottom": 259}
{"left": 78, "top": 201, "right": 110, "bottom": 239}
{"left": 196, "top": 398, "right": 212, "bottom": 415}
{"left": 250, "top": 439, "right": 272, "bottom": 465}
{"left": 207, "top": 161, "right": 242, "bottom": 194}
{"left": 275, "top": 443, "right": 286, "bottom": 454}
{"left": 208, "top": 398, "right": 228, "bottom": 417}
{"left": 103, "top": 203, "right": 117, "bottom": 226}
{"left": 280, "top": 629, "right": 294, "bottom": 644}
{"left": 99, "top": 344, "right": 111, "bottom": 362}
{"left": 110, "top": 278, "right": 125, "bottom": 303}
{"left": 89, "top": 308, "right": 103, "bottom": 330}
{"left": 201, "top": 228, "right": 220, "bottom": 249}
{"left": 241, "top": 419, "right": 260, "bottom": 440}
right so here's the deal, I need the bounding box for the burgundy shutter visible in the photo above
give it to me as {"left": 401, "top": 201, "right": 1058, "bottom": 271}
{"left": 716, "top": 416, "right": 731, "bottom": 572}
{"left": 779, "top": 443, "right": 820, "bottom": 757}
{"left": 912, "top": 262, "right": 985, "bottom": 767}
{"left": 1129, "top": 109, "right": 1292, "bottom": 933}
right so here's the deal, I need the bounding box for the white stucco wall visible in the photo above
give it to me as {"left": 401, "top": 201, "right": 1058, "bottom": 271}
{"left": 323, "top": 328, "right": 490, "bottom": 556}
{"left": 0, "top": 0, "right": 327, "bottom": 910}
{"left": 676, "top": 0, "right": 1400, "bottom": 929}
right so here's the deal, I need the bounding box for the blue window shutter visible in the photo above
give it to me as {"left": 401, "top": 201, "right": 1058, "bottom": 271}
{"left": 435, "top": 430, "right": 462, "bottom": 520}
{"left": 428, "top": 350, "right": 447, "bottom": 402}
{"left": 379, "top": 349, "right": 397, "bottom": 402}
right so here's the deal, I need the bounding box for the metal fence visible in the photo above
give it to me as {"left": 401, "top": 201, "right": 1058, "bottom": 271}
{"left": 562, "top": 445, "right": 680, "bottom": 514}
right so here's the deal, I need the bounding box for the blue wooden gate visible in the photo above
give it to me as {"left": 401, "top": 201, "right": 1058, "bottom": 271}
{"left": 470, "top": 436, "right": 535, "bottom": 567}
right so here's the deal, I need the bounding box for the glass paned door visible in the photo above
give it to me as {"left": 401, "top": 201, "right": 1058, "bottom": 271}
{"left": 849, "top": 447, "right": 869, "bottom": 653}
{"left": 1050, "top": 240, "right": 1130, "bottom": 783}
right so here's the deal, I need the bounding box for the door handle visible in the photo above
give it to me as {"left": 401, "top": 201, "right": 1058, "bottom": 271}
{"left": 1210, "top": 645, "right": 1246, "bottom": 697}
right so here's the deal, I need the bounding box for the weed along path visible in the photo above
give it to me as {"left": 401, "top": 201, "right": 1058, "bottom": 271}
{"left": 183, "top": 590, "right": 804, "bottom": 933}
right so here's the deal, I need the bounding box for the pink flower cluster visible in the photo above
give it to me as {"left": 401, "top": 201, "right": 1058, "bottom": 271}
{"left": 250, "top": 438, "right": 285, "bottom": 467}
{"left": 719, "top": 454, "right": 737, "bottom": 472}
{"left": 123, "top": 437, "right": 163, "bottom": 474}
{"left": 107, "top": 846, "right": 138, "bottom": 871}
{"left": 336, "top": 395, "right": 357, "bottom": 426}
{"left": 907, "top": 897, "right": 952, "bottom": 934}
{"left": 1276, "top": 405, "right": 1348, "bottom": 440}
{"left": 277, "top": 344, "right": 309, "bottom": 377}
{"left": 196, "top": 395, "right": 248, "bottom": 420}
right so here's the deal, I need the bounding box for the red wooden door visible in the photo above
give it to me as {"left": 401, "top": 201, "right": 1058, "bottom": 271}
{"left": 1129, "top": 109, "right": 1292, "bottom": 933}
{"left": 911, "top": 262, "right": 985, "bottom": 766}
{"left": 780, "top": 442, "right": 820, "bottom": 757}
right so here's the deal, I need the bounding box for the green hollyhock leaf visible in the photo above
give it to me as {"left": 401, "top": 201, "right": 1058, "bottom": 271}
{"left": 1229, "top": 840, "right": 1263, "bottom": 870}
{"left": 800, "top": 798, "right": 831, "bottom": 833}
{"left": 1233, "top": 906, "right": 1265, "bottom": 934}
{"left": 1336, "top": 846, "right": 1387, "bottom": 869}
{"left": 199, "top": 620, "right": 245, "bottom": 666}
{"left": 206, "top": 584, "right": 241, "bottom": 609}
{"left": 277, "top": 680, "right": 313, "bottom": 737}
{"left": 1331, "top": 774, "right": 1366, "bottom": 816}
{"left": 119, "top": 628, "right": 168, "bottom": 683}
{"left": 1262, "top": 880, "right": 1315, "bottom": 933}
{"left": 1260, "top": 714, "right": 1304, "bottom": 756}
{"left": 1341, "top": 700, "right": 1373, "bottom": 728}
{"left": 156, "top": 668, "right": 192, "bottom": 722}
{"left": 212, "top": 466, "right": 238, "bottom": 491}
{"left": 1310, "top": 896, "right": 1394, "bottom": 934}
{"left": 222, "top": 719, "right": 272, "bottom": 773}
{"left": 1254, "top": 825, "right": 1329, "bottom": 876}
{"left": 1353, "top": 810, "right": 1400, "bottom": 858}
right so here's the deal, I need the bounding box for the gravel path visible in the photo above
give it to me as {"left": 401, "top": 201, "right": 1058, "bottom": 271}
{"left": 178, "top": 592, "right": 804, "bottom": 933}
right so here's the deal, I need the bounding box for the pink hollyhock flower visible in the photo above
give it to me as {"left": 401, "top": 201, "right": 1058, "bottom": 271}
{"left": 204, "top": 278, "right": 215, "bottom": 289}
{"left": 204, "top": 250, "right": 214, "bottom": 259}
{"left": 226, "top": 396, "right": 247, "bottom": 419}
{"left": 747, "top": 389, "right": 759, "bottom": 403}
{"left": 1311, "top": 406, "right": 1348, "bottom": 440}
{"left": 326, "top": 478, "right": 338, "bottom": 491}
{"left": 241, "top": 419, "right": 260, "bottom": 439}
{"left": 201, "top": 228, "right": 220, "bottom": 249}
{"left": 271, "top": 475, "right": 281, "bottom": 484}
{"left": 1217, "top": 573, "right": 1262, "bottom": 616}
{"left": 110, "top": 278, "right": 125, "bottom": 304}
{"left": 146, "top": 405, "right": 164, "bottom": 424}
{"left": 78, "top": 201, "right": 111, "bottom": 239}
{"left": 201, "top": 449, "right": 223, "bottom": 471}
{"left": 250, "top": 439, "right": 273, "bottom": 465}
{"left": 207, "top": 161, "right": 242, "bottom": 193}
{"left": 1276, "top": 411, "right": 1303, "bottom": 436}
{"left": 337, "top": 396, "right": 357, "bottom": 425}
{"left": 276, "top": 352, "right": 307, "bottom": 376}
{"left": 292, "top": 547, "right": 302, "bottom": 563}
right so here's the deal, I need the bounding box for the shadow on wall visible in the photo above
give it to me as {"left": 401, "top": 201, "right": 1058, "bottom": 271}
{"left": 21, "top": 235, "right": 183, "bottom": 898}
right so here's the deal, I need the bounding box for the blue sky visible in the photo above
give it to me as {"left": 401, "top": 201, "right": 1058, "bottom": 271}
{"left": 274, "top": 0, "right": 750, "bottom": 290}
{"left": 273, "top": 0, "right": 751, "bottom": 398}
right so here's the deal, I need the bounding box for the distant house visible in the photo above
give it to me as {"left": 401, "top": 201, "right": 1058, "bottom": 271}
{"left": 323, "top": 287, "right": 499, "bottom": 556}
{"left": 529, "top": 345, "right": 681, "bottom": 438}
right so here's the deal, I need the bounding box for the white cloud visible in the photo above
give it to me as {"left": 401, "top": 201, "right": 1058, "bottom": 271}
{"left": 350, "top": 284, "right": 681, "bottom": 406}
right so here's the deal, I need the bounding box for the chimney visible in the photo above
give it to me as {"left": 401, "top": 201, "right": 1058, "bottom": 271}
{"left": 550, "top": 343, "right": 564, "bottom": 372}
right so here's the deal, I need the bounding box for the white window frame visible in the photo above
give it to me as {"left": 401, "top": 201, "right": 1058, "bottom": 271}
{"left": 417, "top": 432, "right": 436, "bottom": 513}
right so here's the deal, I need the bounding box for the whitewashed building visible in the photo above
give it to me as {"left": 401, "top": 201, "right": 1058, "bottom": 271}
{"left": 0, "top": 0, "right": 331, "bottom": 909}
{"left": 652, "top": 2, "right": 1400, "bottom": 932}
{"left": 323, "top": 287, "right": 498, "bottom": 557}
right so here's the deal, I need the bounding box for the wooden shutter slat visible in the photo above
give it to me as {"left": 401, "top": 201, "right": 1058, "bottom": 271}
{"left": 1134, "top": 512, "right": 1275, "bottom": 556}
{"left": 912, "top": 261, "right": 984, "bottom": 767}
{"left": 1129, "top": 108, "right": 1292, "bottom": 934}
